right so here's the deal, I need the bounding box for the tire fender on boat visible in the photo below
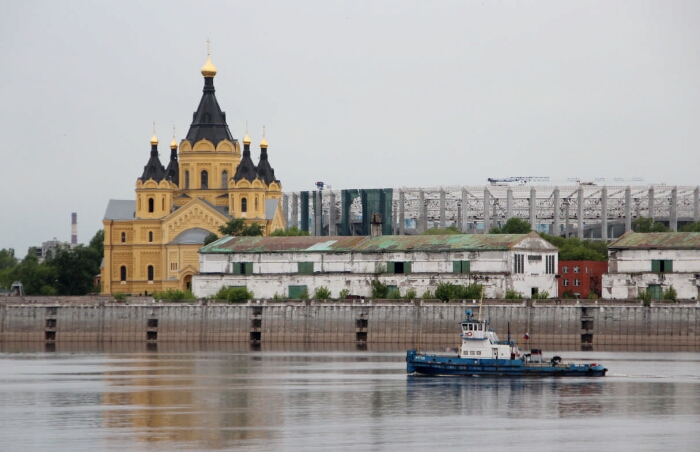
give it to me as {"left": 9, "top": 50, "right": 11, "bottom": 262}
{"left": 551, "top": 356, "right": 562, "bottom": 365}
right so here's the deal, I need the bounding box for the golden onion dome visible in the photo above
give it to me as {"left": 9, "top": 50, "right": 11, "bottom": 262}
{"left": 243, "top": 133, "right": 251, "bottom": 145}
{"left": 170, "top": 138, "right": 178, "bottom": 149}
{"left": 201, "top": 54, "right": 217, "bottom": 78}
{"left": 150, "top": 133, "right": 159, "bottom": 146}
{"left": 260, "top": 137, "right": 268, "bottom": 149}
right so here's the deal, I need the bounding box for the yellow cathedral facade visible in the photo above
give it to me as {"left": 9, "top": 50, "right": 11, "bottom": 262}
{"left": 101, "top": 53, "right": 285, "bottom": 295}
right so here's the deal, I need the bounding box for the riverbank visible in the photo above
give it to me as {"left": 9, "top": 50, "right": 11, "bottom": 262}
{"left": 1, "top": 297, "right": 698, "bottom": 347}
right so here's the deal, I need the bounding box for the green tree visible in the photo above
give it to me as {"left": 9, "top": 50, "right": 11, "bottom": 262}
{"left": 0, "top": 248, "right": 19, "bottom": 289}
{"left": 633, "top": 217, "right": 669, "bottom": 232}
{"left": 422, "top": 225, "right": 461, "bottom": 235}
{"left": 89, "top": 229, "right": 104, "bottom": 256}
{"left": 203, "top": 232, "right": 219, "bottom": 245}
{"left": 7, "top": 252, "right": 57, "bottom": 295}
{"left": 539, "top": 233, "right": 607, "bottom": 261}
{"left": 218, "top": 218, "right": 265, "bottom": 237}
{"left": 270, "top": 226, "right": 311, "bottom": 236}
{"left": 490, "top": 218, "right": 532, "bottom": 234}
{"left": 0, "top": 248, "right": 18, "bottom": 270}
{"left": 50, "top": 244, "right": 102, "bottom": 295}
{"left": 679, "top": 221, "right": 700, "bottom": 232}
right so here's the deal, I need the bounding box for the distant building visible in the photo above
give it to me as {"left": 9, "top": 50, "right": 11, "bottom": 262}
{"left": 602, "top": 232, "right": 700, "bottom": 300}
{"left": 100, "top": 52, "right": 285, "bottom": 295}
{"left": 30, "top": 238, "right": 74, "bottom": 263}
{"left": 558, "top": 260, "right": 607, "bottom": 299}
{"left": 193, "top": 232, "right": 559, "bottom": 299}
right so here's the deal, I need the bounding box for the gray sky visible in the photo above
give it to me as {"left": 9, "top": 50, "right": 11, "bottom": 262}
{"left": 1, "top": 0, "right": 699, "bottom": 255}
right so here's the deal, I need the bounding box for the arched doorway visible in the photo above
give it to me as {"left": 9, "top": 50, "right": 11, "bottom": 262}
{"left": 180, "top": 273, "right": 193, "bottom": 292}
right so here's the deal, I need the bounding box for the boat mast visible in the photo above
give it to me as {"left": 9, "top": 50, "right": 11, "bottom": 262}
{"left": 477, "top": 286, "right": 484, "bottom": 322}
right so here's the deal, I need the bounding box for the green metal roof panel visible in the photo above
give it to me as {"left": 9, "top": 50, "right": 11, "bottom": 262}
{"left": 200, "top": 235, "right": 370, "bottom": 254}
{"left": 201, "top": 233, "right": 537, "bottom": 254}
{"left": 608, "top": 232, "right": 700, "bottom": 250}
{"left": 352, "top": 234, "right": 529, "bottom": 252}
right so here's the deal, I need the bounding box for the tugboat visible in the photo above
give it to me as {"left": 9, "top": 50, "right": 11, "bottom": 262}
{"left": 406, "top": 308, "right": 607, "bottom": 377}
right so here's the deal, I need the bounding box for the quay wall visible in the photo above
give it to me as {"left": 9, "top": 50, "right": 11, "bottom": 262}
{"left": 1, "top": 297, "right": 699, "bottom": 347}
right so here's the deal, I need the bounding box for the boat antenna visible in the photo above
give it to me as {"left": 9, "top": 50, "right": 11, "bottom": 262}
{"left": 477, "top": 286, "right": 484, "bottom": 322}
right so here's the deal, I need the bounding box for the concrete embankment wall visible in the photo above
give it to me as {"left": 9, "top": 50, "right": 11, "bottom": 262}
{"left": 1, "top": 297, "right": 699, "bottom": 347}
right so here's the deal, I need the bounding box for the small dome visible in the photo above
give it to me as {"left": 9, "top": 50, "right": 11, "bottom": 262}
{"left": 260, "top": 137, "right": 268, "bottom": 148}
{"left": 243, "top": 133, "right": 251, "bottom": 145}
{"left": 201, "top": 55, "right": 217, "bottom": 78}
{"left": 150, "top": 133, "right": 159, "bottom": 146}
{"left": 170, "top": 138, "right": 178, "bottom": 149}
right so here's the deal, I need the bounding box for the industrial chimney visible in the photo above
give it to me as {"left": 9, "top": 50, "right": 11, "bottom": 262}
{"left": 71, "top": 212, "right": 78, "bottom": 245}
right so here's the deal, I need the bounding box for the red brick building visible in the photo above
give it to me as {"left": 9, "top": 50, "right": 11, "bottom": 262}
{"left": 558, "top": 261, "right": 608, "bottom": 299}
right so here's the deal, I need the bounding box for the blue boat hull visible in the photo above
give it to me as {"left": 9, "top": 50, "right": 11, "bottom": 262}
{"left": 406, "top": 350, "right": 607, "bottom": 377}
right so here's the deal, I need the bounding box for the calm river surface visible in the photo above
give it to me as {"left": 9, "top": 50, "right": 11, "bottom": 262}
{"left": 1, "top": 345, "right": 699, "bottom": 452}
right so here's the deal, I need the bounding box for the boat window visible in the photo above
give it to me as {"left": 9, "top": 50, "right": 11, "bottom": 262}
{"left": 476, "top": 351, "right": 481, "bottom": 355}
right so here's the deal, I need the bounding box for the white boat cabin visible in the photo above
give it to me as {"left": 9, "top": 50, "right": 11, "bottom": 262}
{"left": 458, "top": 313, "right": 515, "bottom": 359}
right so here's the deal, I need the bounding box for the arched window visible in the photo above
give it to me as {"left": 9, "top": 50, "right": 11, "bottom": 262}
{"left": 121, "top": 232, "right": 126, "bottom": 243}
{"left": 201, "top": 170, "right": 208, "bottom": 189}
{"left": 120, "top": 266, "right": 127, "bottom": 281}
{"left": 241, "top": 197, "right": 247, "bottom": 213}
{"left": 221, "top": 170, "right": 228, "bottom": 188}
{"left": 148, "top": 198, "right": 154, "bottom": 213}
{"left": 148, "top": 231, "right": 153, "bottom": 242}
{"left": 162, "top": 197, "right": 165, "bottom": 211}
{"left": 147, "top": 265, "right": 154, "bottom": 281}
{"left": 255, "top": 197, "right": 259, "bottom": 211}
{"left": 185, "top": 171, "right": 190, "bottom": 189}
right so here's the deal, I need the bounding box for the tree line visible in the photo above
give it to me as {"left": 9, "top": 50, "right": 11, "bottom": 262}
{"left": 0, "top": 230, "right": 104, "bottom": 295}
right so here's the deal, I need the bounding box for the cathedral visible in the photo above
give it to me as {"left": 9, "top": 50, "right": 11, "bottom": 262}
{"left": 101, "top": 52, "right": 285, "bottom": 295}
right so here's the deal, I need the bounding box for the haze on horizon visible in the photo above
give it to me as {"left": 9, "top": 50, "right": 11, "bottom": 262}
{"left": 1, "top": 0, "right": 699, "bottom": 255}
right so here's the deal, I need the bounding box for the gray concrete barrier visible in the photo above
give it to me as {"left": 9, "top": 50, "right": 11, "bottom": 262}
{"left": 1, "top": 298, "right": 698, "bottom": 347}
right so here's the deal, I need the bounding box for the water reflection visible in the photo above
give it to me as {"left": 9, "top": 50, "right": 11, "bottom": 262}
{"left": 1, "top": 346, "right": 700, "bottom": 451}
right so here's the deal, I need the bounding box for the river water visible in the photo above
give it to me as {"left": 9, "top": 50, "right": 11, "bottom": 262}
{"left": 1, "top": 345, "right": 699, "bottom": 452}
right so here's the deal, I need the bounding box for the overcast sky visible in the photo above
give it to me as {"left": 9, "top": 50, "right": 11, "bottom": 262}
{"left": 1, "top": 0, "right": 699, "bottom": 255}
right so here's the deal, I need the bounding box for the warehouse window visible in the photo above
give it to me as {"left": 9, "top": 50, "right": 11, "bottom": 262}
{"left": 514, "top": 254, "right": 524, "bottom": 274}
{"left": 231, "top": 262, "right": 253, "bottom": 275}
{"left": 288, "top": 285, "right": 308, "bottom": 299}
{"left": 574, "top": 266, "right": 580, "bottom": 273}
{"left": 651, "top": 260, "right": 673, "bottom": 273}
{"left": 453, "top": 261, "right": 470, "bottom": 274}
{"left": 387, "top": 261, "right": 412, "bottom": 274}
{"left": 574, "top": 279, "right": 580, "bottom": 287}
{"left": 563, "top": 279, "right": 569, "bottom": 287}
{"left": 298, "top": 262, "right": 314, "bottom": 274}
{"left": 546, "top": 255, "right": 555, "bottom": 274}
{"left": 563, "top": 266, "right": 569, "bottom": 273}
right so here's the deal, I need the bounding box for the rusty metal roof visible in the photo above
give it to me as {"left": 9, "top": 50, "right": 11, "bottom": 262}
{"left": 351, "top": 234, "right": 532, "bottom": 252}
{"left": 200, "top": 236, "right": 370, "bottom": 254}
{"left": 608, "top": 232, "right": 700, "bottom": 250}
{"left": 200, "top": 233, "right": 537, "bottom": 254}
